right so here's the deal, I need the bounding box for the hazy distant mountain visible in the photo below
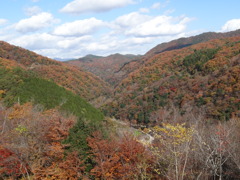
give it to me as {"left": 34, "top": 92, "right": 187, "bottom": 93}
{"left": 66, "top": 53, "right": 142, "bottom": 85}
{"left": 54, "top": 57, "right": 73, "bottom": 61}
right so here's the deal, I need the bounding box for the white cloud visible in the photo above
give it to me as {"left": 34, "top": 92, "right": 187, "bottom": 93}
{"left": 15, "top": 12, "right": 58, "bottom": 33}
{"left": 10, "top": 33, "right": 60, "bottom": 50}
{"left": 164, "top": 9, "right": 175, "bottom": 15}
{"left": 1, "top": 5, "right": 193, "bottom": 59}
{"left": 139, "top": 8, "right": 149, "bottom": 13}
{"left": 122, "top": 37, "right": 155, "bottom": 46}
{"left": 34, "top": 49, "right": 61, "bottom": 58}
{"left": 57, "top": 36, "right": 92, "bottom": 49}
{"left": 31, "top": 0, "right": 40, "bottom": 2}
{"left": 60, "top": 0, "right": 134, "bottom": 14}
{"left": 86, "top": 42, "right": 112, "bottom": 52}
{"left": 127, "top": 16, "right": 186, "bottom": 36}
{"left": 0, "top": 26, "right": 15, "bottom": 42}
{"left": 128, "top": 15, "right": 190, "bottom": 36}
{"left": 151, "top": 2, "right": 161, "bottom": 9}
{"left": 0, "top": 19, "right": 8, "bottom": 26}
{"left": 114, "top": 12, "right": 191, "bottom": 37}
{"left": 53, "top": 18, "right": 105, "bottom": 36}
{"left": 151, "top": 0, "right": 170, "bottom": 9}
{"left": 82, "top": 34, "right": 155, "bottom": 56}
{"left": 8, "top": 32, "right": 92, "bottom": 59}
{"left": 114, "top": 12, "right": 151, "bottom": 28}
{"left": 221, "top": 19, "right": 240, "bottom": 32}
{"left": 24, "top": 6, "right": 42, "bottom": 16}
{"left": 8, "top": 12, "right": 192, "bottom": 58}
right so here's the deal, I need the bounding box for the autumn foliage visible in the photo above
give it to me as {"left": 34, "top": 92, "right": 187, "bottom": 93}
{"left": 67, "top": 54, "right": 141, "bottom": 86}
{"left": 87, "top": 132, "right": 156, "bottom": 179}
{"left": 0, "top": 30, "right": 240, "bottom": 179}
{"left": 104, "top": 37, "right": 240, "bottom": 124}
{"left": 0, "top": 41, "right": 109, "bottom": 101}
{"left": 0, "top": 146, "right": 29, "bottom": 178}
{"left": 0, "top": 103, "right": 86, "bottom": 179}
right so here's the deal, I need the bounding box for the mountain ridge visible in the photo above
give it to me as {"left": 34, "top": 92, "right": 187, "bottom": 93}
{"left": 114, "top": 29, "right": 240, "bottom": 81}
{"left": 66, "top": 29, "right": 240, "bottom": 88}
{"left": 66, "top": 53, "right": 142, "bottom": 85}
{"left": 145, "top": 29, "right": 240, "bottom": 57}
{"left": 0, "top": 41, "right": 110, "bottom": 101}
{"left": 103, "top": 36, "right": 240, "bottom": 124}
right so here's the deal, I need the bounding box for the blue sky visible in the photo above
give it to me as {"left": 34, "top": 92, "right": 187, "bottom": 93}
{"left": 0, "top": 0, "right": 240, "bottom": 59}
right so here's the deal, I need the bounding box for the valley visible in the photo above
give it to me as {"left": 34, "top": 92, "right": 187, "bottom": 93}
{"left": 0, "top": 29, "right": 240, "bottom": 179}
{"left": 65, "top": 30, "right": 240, "bottom": 125}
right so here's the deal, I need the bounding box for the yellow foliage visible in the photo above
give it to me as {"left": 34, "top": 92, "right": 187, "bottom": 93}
{"left": 0, "top": 89, "right": 5, "bottom": 100}
{"left": 149, "top": 123, "right": 195, "bottom": 178}
{"left": 204, "top": 97, "right": 212, "bottom": 103}
{"left": 15, "top": 124, "right": 28, "bottom": 135}
{"left": 0, "top": 89, "right": 5, "bottom": 95}
{"left": 152, "top": 123, "right": 194, "bottom": 145}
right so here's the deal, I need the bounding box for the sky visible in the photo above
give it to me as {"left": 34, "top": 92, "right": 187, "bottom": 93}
{"left": 0, "top": 0, "right": 240, "bottom": 59}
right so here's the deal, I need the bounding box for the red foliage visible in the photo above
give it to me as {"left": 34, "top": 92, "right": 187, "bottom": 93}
{"left": 0, "top": 146, "right": 28, "bottom": 177}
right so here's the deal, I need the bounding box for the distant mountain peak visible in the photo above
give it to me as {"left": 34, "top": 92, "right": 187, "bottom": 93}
{"left": 66, "top": 53, "right": 142, "bottom": 85}
{"left": 85, "top": 54, "right": 103, "bottom": 58}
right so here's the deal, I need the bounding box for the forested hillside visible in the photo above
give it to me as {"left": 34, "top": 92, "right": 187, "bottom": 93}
{"left": 145, "top": 29, "right": 240, "bottom": 57}
{"left": 104, "top": 37, "right": 240, "bottom": 124}
{"left": 1, "top": 31, "right": 240, "bottom": 179}
{"left": 67, "top": 53, "right": 141, "bottom": 86}
{"left": 0, "top": 54, "right": 109, "bottom": 178}
{"left": 106, "top": 29, "right": 240, "bottom": 88}
{"left": 0, "top": 41, "right": 110, "bottom": 100}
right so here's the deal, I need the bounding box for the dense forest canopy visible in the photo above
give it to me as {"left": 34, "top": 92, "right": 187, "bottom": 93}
{"left": 104, "top": 37, "right": 240, "bottom": 124}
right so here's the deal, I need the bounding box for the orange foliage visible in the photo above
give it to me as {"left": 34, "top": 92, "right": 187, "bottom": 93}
{"left": 0, "top": 41, "right": 110, "bottom": 101}
{"left": 0, "top": 103, "right": 86, "bottom": 179}
{"left": 87, "top": 132, "right": 156, "bottom": 179}
{"left": 105, "top": 37, "right": 240, "bottom": 123}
